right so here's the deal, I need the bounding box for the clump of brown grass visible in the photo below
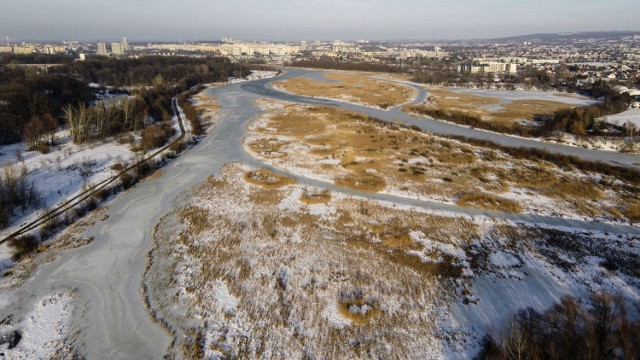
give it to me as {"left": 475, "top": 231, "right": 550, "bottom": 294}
{"left": 300, "top": 189, "right": 331, "bottom": 204}
{"left": 246, "top": 138, "right": 289, "bottom": 158}
{"left": 337, "top": 291, "right": 381, "bottom": 325}
{"left": 510, "top": 167, "right": 558, "bottom": 188}
{"left": 381, "top": 232, "right": 414, "bottom": 248}
{"left": 542, "top": 180, "right": 603, "bottom": 200}
{"left": 436, "top": 151, "right": 476, "bottom": 165}
{"left": 249, "top": 189, "right": 287, "bottom": 206}
{"left": 178, "top": 206, "right": 210, "bottom": 236}
{"left": 625, "top": 203, "right": 640, "bottom": 223}
{"left": 456, "top": 192, "right": 522, "bottom": 213}
{"left": 335, "top": 172, "right": 386, "bottom": 193}
{"left": 243, "top": 169, "right": 296, "bottom": 188}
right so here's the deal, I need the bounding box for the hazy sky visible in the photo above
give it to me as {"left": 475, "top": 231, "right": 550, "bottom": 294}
{"left": 2, "top": 0, "right": 639, "bottom": 42}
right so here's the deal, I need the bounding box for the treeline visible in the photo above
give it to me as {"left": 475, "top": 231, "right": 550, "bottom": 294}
{"left": 408, "top": 84, "right": 632, "bottom": 138}
{"left": 0, "top": 67, "right": 92, "bottom": 144}
{"left": 177, "top": 87, "right": 204, "bottom": 136}
{"left": 412, "top": 64, "right": 569, "bottom": 90}
{"left": 60, "top": 56, "right": 250, "bottom": 87}
{"left": 478, "top": 292, "right": 640, "bottom": 359}
{"left": 286, "top": 57, "right": 407, "bottom": 73}
{"left": 63, "top": 98, "right": 148, "bottom": 144}
{"left": 538, "top": 83, "right": 632, "bottom": 135}
{"left": 0, "top": 55, "right": 251, "bottom": 146}
{"left": 0, "top": 166, "right": 42, "bottom": 228}
{"left": 448, "top": 134, "right": 640, "bottom": 186}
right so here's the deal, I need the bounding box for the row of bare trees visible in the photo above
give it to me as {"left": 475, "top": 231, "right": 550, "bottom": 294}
{"left": 64, "top": 98, "right": 148, "bottom": 144}
{"left": 479, "top": 292, "right": 640, "bottom": 359}
{"left": 22, "top": 113, "right": 58, "bottom": 151}
{"left": 0, "top": 165, "right": 42, "bottom": 228}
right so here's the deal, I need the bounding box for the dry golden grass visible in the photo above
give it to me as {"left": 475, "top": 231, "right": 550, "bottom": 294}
{"left": 337, "top": 293, "right": 381, "bottom": 325}
{"left": 625, "top": 203, "right": 640, "bottom": 223}
{"left": 145, "top": 163, "right": 640, "bottom": 358}
{"left": 243, "top": 168, "right": 296, "bottom": 188}
{"left": 436, "top": 151, "right": 476, "bottom": 165}
{"left": 249, "top": 189, "right": 287, "bottom": 206}
{"left": 424, "top": 88, "right": 575, "bottom": 127}
{"left": 427, "top": 88, "right": 501, "bottom": 110}
{"left": 246, "top": 138, "right": 289, "bottom": 159}
{"left": 192, "top": 92, "right": 221, "bottom": 127}
{"left": 543, "top": 181, "right": 603, "bottom": 200}
{"left": 335, "top": 172, "right": 387, "bottom": 193}
{"left": 456, "top": 192, "right": 523, "bottom": 213}
{"left": 247, "top": 99, "right": 634, "bottom": 221}
{"left": 178, "top": 206, "right": 211, "bottom": 236}
{"left": 300, "top": 189, "right": 331, "bottom": 204}
{"left": 274, "top": 72, "right": 415, "bottom": 109}
{"left": 494, "top": 100, "right": 574, "bottom": 123}
{"left": 150, "top": 164, "right": 476, "bottom": 358}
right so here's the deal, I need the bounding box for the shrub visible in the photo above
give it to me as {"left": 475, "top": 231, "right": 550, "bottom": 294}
{"left": 119, "top": 172, "right": 136, "bottom": 189}
{"left": 481, "top": 292, "right": 640, "bottom": 360}
{"left": 0, "top": 165, "right": 42, "bottom": 229}
{"left": 135, "top": 160, "right": 152, "bottom": 179}
{"left": 625, "top": 203, "right": 640, "bottom": 224}
{"left": 84, "top": 196, "right": 98, "bottom": 211}
{"left": 35, "top": 143, "right": 50, "bottom": 154}
{"left": 95, "top": 187, "right": 112, "bottom": 201}
{"left": 140, "top": 122, "right": 175, "bottom": 151}
{"left": 110, "top": 162, "right": 126, "bottom": 172}
{"left": 39, "top": 214, "right": 59, "bottom": 239}
{"left": 169, "top": 141, "right": 187, "bottom": 153}
{"left": 8, "top": 234, "right": 40, "bottom": 260}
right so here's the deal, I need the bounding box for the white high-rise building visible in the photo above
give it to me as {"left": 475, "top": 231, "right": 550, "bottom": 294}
{"left": 111, "top": 42, "right": 124, "bottom": 55}
{"left": 122, "top": 37, "right": 129, "bottom": 51}
{"left": 97, "top": 42, "right": 107, "bottom": 55}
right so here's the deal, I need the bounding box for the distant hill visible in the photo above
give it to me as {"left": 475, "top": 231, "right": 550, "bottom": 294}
{"left": 492, "top": 31, "right": 640, "bottom": 42}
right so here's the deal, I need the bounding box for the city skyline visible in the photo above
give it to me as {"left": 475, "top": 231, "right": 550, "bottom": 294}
{"left": 2, "top": 0, "right": 640, "bottom": 42}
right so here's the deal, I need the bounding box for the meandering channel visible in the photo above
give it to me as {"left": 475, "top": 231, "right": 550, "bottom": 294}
{"left": 2, "top": 69, "right": 639, "bottom": 358}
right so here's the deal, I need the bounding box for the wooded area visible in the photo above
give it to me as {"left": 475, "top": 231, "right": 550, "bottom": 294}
{"left": 0, "top": 55, "right": 250, "bottom": 145}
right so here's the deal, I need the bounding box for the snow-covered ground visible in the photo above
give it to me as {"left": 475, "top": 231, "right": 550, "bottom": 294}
{"left": 0, "top": 102, "right": 186, "bottom": 270}
{"left": 229, "top": 70, "right": 279, "bottom": 84}
{"left": 448, "top": 88, "right": 598, "bottom": 106}
{"left": 0, "top": 291, "right": 75, "bottom": 359}
{"left": 146, "top": 162, "right": 640, "bottom": 359}
{"left": 604, "top": 108, "right": 640, "bottom": 128}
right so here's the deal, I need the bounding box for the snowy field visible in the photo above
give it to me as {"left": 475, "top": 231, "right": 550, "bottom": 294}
{"left": 0, "top": 291, "right": 77, "bottom": 358}
{"left": 604, "top": 108, "right": 640, "bottom": 128}
{"left": 449, "top": 88, "right": 598, "bottom": 106}
{"left": 0, "top": 101, "right": 186, "bottom": 271}
{"left": 145, "top": 162, "right": 640, "bottom": 359}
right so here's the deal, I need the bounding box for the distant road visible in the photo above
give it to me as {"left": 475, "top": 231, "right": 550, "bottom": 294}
{"left": 242, "top": 68, "right": 640, "bottom": 168}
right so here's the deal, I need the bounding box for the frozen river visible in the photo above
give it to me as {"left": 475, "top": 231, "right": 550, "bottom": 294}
{"left": 1, "top": 68, "right": 638, "bottom": 358}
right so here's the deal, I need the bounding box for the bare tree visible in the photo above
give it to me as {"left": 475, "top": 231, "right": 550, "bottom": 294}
{"left": 22, "top": 115, "right": 45, "bottom": 150}
{"left": 625, "top": 121, "right": 637, "bottom": 140}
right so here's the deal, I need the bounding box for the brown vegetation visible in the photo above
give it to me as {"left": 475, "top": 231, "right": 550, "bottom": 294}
{"left": 243, "top": 168, "right": 296, "bottom": 188}
{"left": 147, "top": 163, "right": 486, "bottom": 358}
{"left": 300, "top": 189, "right": 331, "bottom": 204}
{"left": 274, "top": 72, "right": 415, "bottom": 108}
{"left": 246, "top": 100, "right": 636, "bottom": 221}
{"left": 479, "top": 292, "right": 640, "bottom": 360}
{"left": 456, "top": 192, "right": 523, "bottom": 213}
{"left": 177, "top": 93, "right": 202, "bottom": 136}
{"left": 140, "top": 122, "right": 175, "bottom": 151}
{"left": 625, "top": 203, "right": 640, "bottom": 224}
{"left": 337, "top": 291, "right": 381, "bottom": 325}
{"left": 7, "top": 234, "right": 40, "bottom": 260}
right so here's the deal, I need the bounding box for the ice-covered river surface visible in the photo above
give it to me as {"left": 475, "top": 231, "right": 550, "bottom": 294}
{"left": 1, "top": 68, "right": 639, "bottom": 358}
